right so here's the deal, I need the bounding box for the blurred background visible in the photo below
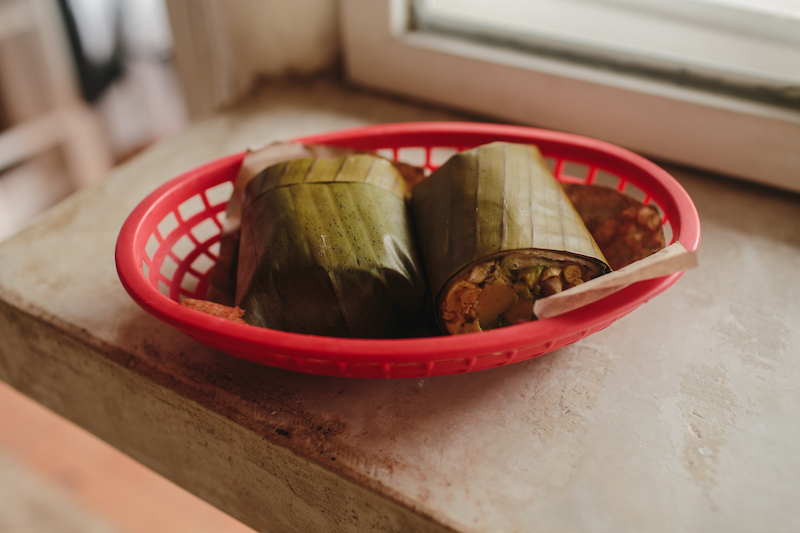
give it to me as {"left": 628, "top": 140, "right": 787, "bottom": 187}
{"left": 0, "top": 0, "right": 187, "bottom": 241}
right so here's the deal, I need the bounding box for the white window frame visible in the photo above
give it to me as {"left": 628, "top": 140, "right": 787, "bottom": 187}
{"left": 339, "top": 0, "right": 800, "bottom": 192}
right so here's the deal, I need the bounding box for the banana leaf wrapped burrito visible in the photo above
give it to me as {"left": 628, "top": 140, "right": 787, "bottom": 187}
{"left": 207, "top": 142, "right": 425, "bottom": 305}
{"left": 235, "top": 154, "right": 428, "bottom": 338}
{"left": 411, "top": 142, "right": 611, "bottom": 335}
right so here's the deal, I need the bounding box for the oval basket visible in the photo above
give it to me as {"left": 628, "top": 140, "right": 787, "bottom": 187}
{"left": 116, "top": 122, "right": 700, "bottom": 379}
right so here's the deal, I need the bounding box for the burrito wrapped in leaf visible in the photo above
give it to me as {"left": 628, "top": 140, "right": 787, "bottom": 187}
{"left": 208, "top": 143, "right": 362, "bottom": 305}
{"left": 411, "top": 142, "right": 611, "bottom": 335}
{"left": 207, "top": 142, "right": 425, "bottom": 306}
{"left": 236, "top": 154, "right": 428, "bottom": 338}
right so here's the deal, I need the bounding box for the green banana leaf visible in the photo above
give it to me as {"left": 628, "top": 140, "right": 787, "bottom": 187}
{"left": 235, "top": 154, "right": 427, "bottom": 338}
{"left": 410, "top": 142, "right": 610, "bottom": 333}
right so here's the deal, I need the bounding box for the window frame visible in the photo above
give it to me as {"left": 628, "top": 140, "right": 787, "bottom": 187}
{"left": 339, "top": 0, "right": 800, "bottom": 192}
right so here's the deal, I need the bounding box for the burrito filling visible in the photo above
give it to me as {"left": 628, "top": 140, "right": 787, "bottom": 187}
{"left": 440, "top": 251, "right": 603, "bottom": 335}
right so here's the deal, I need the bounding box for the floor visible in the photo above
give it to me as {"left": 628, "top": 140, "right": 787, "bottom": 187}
{"left": 0, "top": 381, "right": 255, "bottom": 533}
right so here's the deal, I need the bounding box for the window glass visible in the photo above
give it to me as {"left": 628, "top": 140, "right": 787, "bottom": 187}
{"left": 414, "top": 0, "right": 800, "bottom": 108}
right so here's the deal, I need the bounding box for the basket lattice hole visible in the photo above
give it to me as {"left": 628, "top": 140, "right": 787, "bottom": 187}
{"left": 207, "top": 241, "right": 221, "bottom": 258}
{"left": 142, "top": 260, "right": 149, "bottom": 280}
{"left": 157, "top": 212, "right": 179, "bottom": 240}
{"left": 593, "top": 170, "right": 622, "bottom": 189}
{"left": 375, "top": 148, "right": 394, "bottom": 160}
{"left": 158, "top": 280, "right": 170, "bottom": 297}
{"left": 649, "top": 199, "right": 666, "bottom": 222}
{"left": 205, "top": 181, "right": 234, "bottom": 206}
{"left": 160, "top": 255, "right": 178, "bottom": 281}
{"left": 191, "top": 218, "right": 220, "bottom": 243}
{"left": 663, "top": 219, "right": 674, "bottom": 244}
{"left": 395, "top": 147, "right": 426, "bottom": 167}
{"left": 621, "top": 182, "right": 647, "bottom": 202}
{"left": 190, "top": 253, "right": 216, "bottom": 275}
{"left": 172, "top": 234, "right": 195, "bottom": 260}
{"left": 430, "top": 147, "right": 458, "bottom": 169}
{"left": 181, "top": 272, "right": 200, "bottom": 293}
{"left": 560, "top": 161, "right": 589, "bottom": 181}
{"left": 216, "top": 211, "right": 227, "bottom": 226}
{"left": 178, "top": 194, "right": 205, "bottom": 221}
{"left": 145, "top": 233, "right": 159, "bottom": 260}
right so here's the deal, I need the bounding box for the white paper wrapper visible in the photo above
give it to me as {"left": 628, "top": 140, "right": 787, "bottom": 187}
{"left": 533, "top": 242, "right": 698, "bottom": 319}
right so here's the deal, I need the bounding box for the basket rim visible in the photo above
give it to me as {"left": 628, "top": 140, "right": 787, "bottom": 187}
{"left": 115, "top": 121, "right": 700, "bottom": 363}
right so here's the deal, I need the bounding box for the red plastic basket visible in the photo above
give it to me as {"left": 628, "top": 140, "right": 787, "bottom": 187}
{"left": 116, "top": 122, "right": 700, "bottom": 379}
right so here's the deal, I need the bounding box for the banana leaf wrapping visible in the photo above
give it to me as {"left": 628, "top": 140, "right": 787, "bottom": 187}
{"left": 410, "top": 142, "right": 611, "bottom": 334}
{"left": 235, "top": 154, "right": 428, "bottom": 338}
{"left": 208, "top": 143, "right": 425, "bottom": 305}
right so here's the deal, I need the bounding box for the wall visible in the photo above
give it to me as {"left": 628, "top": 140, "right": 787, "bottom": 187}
{"left": 166, "top": 0, "right": 340, "bottom": 118}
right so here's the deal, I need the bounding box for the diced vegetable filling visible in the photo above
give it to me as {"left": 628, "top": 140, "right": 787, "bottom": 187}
{"left": 441, "top": 255, "right": 593, "bottom": 335}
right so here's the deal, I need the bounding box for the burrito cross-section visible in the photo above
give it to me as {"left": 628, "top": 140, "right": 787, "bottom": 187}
{"left": 411, "top": 142, "right": 611, "bottom": 335}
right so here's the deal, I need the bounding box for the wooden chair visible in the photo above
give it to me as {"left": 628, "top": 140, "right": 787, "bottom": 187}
{"left": 0, "top": 0, "right": 112, "bottom": 190}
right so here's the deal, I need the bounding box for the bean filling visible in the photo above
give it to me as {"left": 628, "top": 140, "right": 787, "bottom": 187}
{"left": 441, "top": 256, "right": 592, "bottom": 335}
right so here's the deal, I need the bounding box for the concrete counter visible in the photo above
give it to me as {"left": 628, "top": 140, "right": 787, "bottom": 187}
{"left": 1, "top": 78, "right": 798, "bottom": 533}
